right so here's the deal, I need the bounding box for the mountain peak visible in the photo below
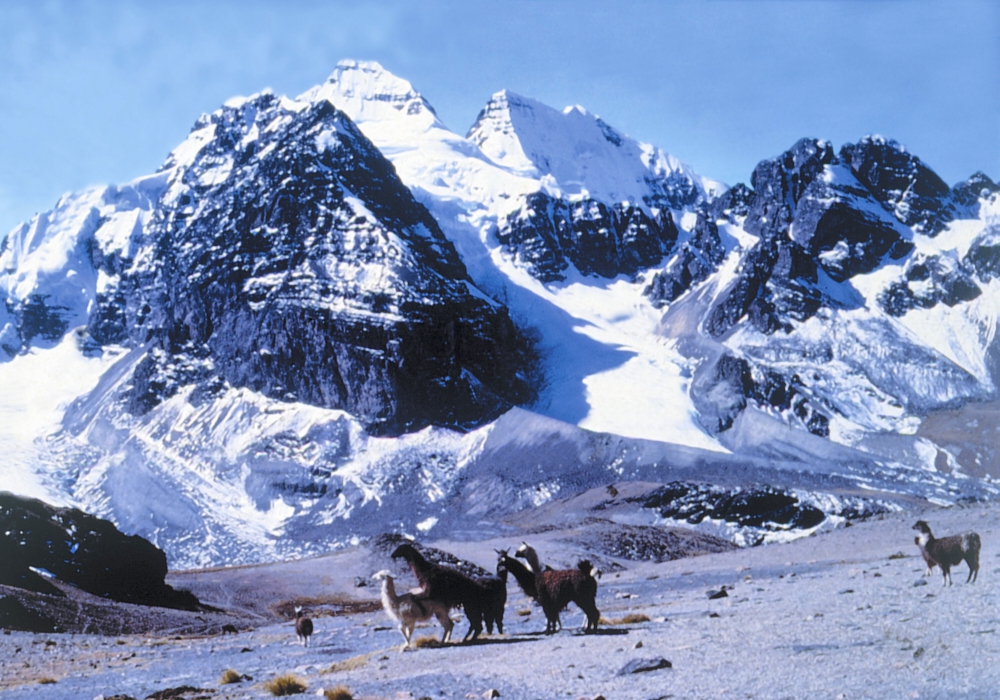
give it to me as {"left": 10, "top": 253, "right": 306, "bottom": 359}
{"left": 467, "top": 89, "right": 721, "bottom": 208}
{"left": 298, "top": 59, "right": 442, "bottom": 130}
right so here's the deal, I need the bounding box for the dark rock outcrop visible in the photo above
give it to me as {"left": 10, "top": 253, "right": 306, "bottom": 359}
{"left": 496, "top": 193, "right": 679, "bottom": 282}
{"left": 635, "top": 482, "right": 873, "bottom": 535}
{"left": 964, "top": 225, "right": 1000, "bottom": 282}
{"left": 703, "top": 137, "right": 949, "bottom": 337}
{"left": 953, "top": 171, "right": 999, "bottom": 214}
{"left": 709, "top": 182, "right": 753, "bottom": 223}
{"left": 646, "top": 213, "right": 726, "bottom": 306}
{"left": 88, "top": 92, "right": 536, "bottom": 435}
{"left": 878, "top": 254, "right": 982, "bottom": 316}
{"left": 690, "top": 352, "right": 829, "bottom": 437}
{"left": 839, "top": 135, "right": 955, "bottom": 235}
{"left": 0, "top": 492, "right": 201, "bottom": 610}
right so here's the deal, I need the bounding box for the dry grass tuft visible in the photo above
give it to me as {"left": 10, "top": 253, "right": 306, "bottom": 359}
{"left": 272, "top": 596, "right": 381, "bottom": 619}
{"left": 264, "top": 674, "right": 307, "bottom": 696}
{"left": 619, "top": 613, "right": 651, "bottom": 624}
{"left": 220, "top": 668, "right": 242, "bottom": 684}
{"left": 324, "top": 653, "right": 372, "bottom": 674}
{"left": 413, "top": 634, "right": 446, "bottom": 649}
{"left": 516, "top": 608, "right": 532, "bottom": 616}
{"left": 601, "top": 613, "right": 651, "bottom": 625}
{"left": 324, "top": 685, "right": 354, "bottom": 700}
{"left": 37, "top": 677, "right": 57, "bottom": 685}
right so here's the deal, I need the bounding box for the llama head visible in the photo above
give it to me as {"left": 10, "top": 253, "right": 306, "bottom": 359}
{"left": 391, "top": 543, "right": 419, "bottom": 560}
{"left": 294, "top": 605, "right": 304, "bottom": 617}
{"left": 372, "top": 569, "right": 393, "bottom": 582}
{"left": 913, "top": 520, "right": 932, "bottom": 535}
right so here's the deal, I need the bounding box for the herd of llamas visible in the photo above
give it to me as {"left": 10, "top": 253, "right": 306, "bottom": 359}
{"left": 291, "top": 521, "right": 981, "bottom": 650}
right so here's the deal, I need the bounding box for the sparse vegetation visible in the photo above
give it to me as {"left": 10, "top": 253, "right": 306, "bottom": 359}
{"left": 324, "top": 653, "right": 372, "bottom": 674}
{"left": 413, "top": 634, "right": 446, "bottom": 648}
{"left": 264, "top": 674, "right": 307, "bottom": 696}
{"left": 37, "top": 677, "right": 57, "bottom": 684}
{"left": 221, "top": 668, "right": 242, "bottom": 684}
{"left": 517, "top": 608, "right": 532, "bottom": 616}
{"left": 601, "top": 613, "right": 651, "bottom": 625}
{"left": 324, "top": 685, "right": 354, "bottom": 700}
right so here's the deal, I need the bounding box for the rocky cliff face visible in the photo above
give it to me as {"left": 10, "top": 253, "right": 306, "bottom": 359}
{"left": 1, "top": 62, "right": 997, "bottom": 570}
{"left": 26, "top": 89, "right": 537, "bottom": 436}
{"left": 0, "top": 492, "right": 200, "bottom": 609}
{"left": 662, "top": 136, "right": 999, "bottom": 443}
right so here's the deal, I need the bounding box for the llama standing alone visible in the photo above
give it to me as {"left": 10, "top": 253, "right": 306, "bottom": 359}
{"left": 913, "top": 520, "right": 981, "bottom": 585}
{"left": 373, "top": 569, "right": 454, "bottom": 650}
{"left": 501, "top": 543, "right": 600, "bottom": 634}
{"left": 294, "top": 606, "right": 313, "bottom": 647}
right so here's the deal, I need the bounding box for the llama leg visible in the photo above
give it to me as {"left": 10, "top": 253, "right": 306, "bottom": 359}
{"left": 436, "top": 610, "right": 454, "bottom": 643}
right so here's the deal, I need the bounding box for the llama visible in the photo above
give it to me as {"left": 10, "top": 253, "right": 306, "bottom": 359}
{"left": 913, "top": 520, "right": 981, "bottom": 585}
{"left": 915, "top": 536, "right": 938, "bottom": 577}
{"left": 390, "top": 543, "right": 491, "bottom": 641}
{"left": 373, "top": 570, "right": 453, "bottom": 650}
{"left": 293, "top": 606, "right": 313, "bottom": 647}
{"left": 501, "top": 545, "right": 600, "bottom": 634}
{"left": 480, "top": 557, "right": 508, "bottom": 635}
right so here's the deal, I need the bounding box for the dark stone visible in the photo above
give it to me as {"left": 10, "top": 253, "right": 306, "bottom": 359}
{"left": 616, "top": 657, "right": 672, "bottom": 675}
{"left": 840, "top": 136, "right": 955, "bottom": 235}
{"left": 791, "top": 191, "right": 905, "bottom": 282}
{"left": 91, "top": 92, "right": 536, "bottom": 436}
{"left": 16, "top": 294, "right": 71, "bottom": 347}
{"left": 145, "top": 687, "right": 214, "bottom": 700}
{"left": 709, "top": 182, "right": 753, "bottom": 223}
{"left": 878, "top": 254, "right": 982, "bottom": 316}
{"left": 0, "top": 492, "right": 202, "bottom": 610}
{"left": 964, "top": 226, "right": 1000, "bottom": 282}
{"left": 636, "top": 481, "right": 849, "bottom": 532}
{"left": 708, "top": 588, "right": 729, "bottom": 599}
{"left": 704, "top": 236, "right": 782, "bottom": 338}
{"left": 0, "top": 596, "right": 57, "bottom": 633}
{"left": 744, "top": 137, "right": 835, "bottom": 242}
{"left": 497, "top": 193, "right": 678, "bottom": 281}
{"left": 645, "top": 213, "right": 725, "bottom": 307}
{"left": 953, "top": 171, "right": 1000, "bottom": 211}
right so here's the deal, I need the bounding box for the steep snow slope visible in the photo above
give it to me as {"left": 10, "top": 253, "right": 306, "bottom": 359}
{"left": 1, "top": 62, "right": 998, "bottom": 571}
{"left": 306, "top": 60, "right": 724, "bottom": 448}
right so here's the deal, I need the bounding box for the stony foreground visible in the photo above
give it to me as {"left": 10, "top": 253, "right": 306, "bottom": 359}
{"left": 2, "top": 502, "right": 999, "bottom": 700}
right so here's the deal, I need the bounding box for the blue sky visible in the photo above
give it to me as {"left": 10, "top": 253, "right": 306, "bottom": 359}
{"left": 0, "top": 0, "right": 997, "bottom": 234}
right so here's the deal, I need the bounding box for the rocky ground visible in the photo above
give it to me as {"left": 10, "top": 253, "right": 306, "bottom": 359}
{"left": 2, "top": 496, "right": 1000, "bottom": 700}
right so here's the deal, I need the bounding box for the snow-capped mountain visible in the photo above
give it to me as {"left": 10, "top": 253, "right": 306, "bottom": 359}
{"left": 1, "top": 60, "right": 998, "bottom": 569}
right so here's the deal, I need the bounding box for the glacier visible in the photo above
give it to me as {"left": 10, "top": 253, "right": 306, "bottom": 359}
{"left": 0, "top": 60, "right": 998, "bottom": 569}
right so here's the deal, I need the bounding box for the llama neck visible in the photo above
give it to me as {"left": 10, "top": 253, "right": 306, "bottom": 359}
{"left": 520, "top": 547, "right": 542, "bottom": 573}
{"left": 504, "top": 556, "right": 537, "bottom": 597}
{"left": 381, "top": 576, "right": 399, "bottom": 601}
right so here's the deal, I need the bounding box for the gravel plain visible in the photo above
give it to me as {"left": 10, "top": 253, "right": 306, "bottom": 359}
{"left": 2, "top": 499, "right": 999, "bottom": 700}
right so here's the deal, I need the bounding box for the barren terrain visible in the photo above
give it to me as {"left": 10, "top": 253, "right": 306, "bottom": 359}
{"left": 2, "top": 495, "right": 999, "bottom": 700}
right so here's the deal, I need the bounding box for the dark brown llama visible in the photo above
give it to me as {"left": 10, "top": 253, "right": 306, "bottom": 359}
{"left": 913, "top": 520, "right": 981, "bottom": 585}
{"left": 501, "top": 545, "right": 600, "bottom": 634}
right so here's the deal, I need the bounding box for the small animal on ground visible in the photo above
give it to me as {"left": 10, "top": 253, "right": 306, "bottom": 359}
{"left": 373, "top": 569, "right": 454, "bottom": 650}
{"left": 294, "top": 605, "right": 314, "bottom": 646}
{"left": 913, "top": 520, "right": 981, "bottom": 585}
